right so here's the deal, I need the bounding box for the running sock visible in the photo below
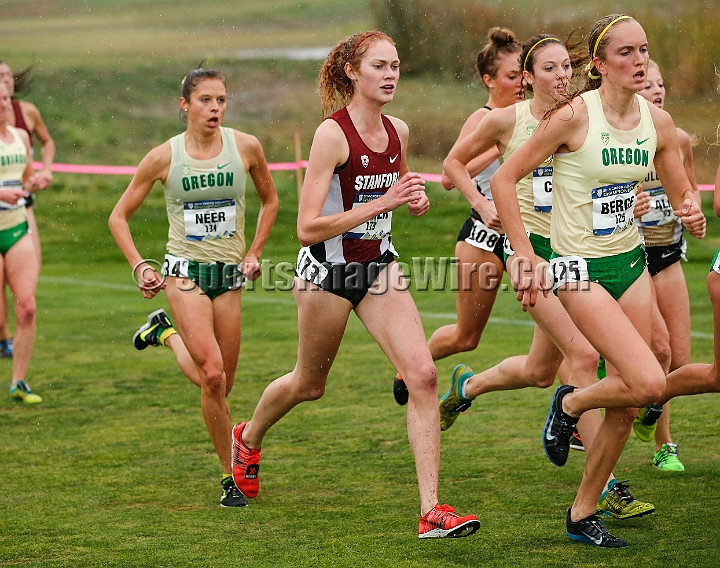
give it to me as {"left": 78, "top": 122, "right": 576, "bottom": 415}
{"left": 158, "top": 327, "right": 177, "bottom": 346}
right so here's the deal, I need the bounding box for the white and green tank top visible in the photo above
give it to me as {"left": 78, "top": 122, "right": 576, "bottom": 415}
{"left": 164, "top": 127, "right": 247, "bottom": 264}
{"left": 551, "top": 90, "right": 657, "bottom": 258}
{"left": 503, "top": 100, "right": 552, "bottom": 238}
{"left": 0, "top": 126, "right": 28, "bottom": 231}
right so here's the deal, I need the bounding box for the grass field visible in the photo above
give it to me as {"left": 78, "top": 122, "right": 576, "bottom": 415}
{"left": 1, "top": 1, "right": 720, "bottom": 566}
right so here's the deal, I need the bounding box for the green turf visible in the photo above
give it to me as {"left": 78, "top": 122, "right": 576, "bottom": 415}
{"left": 1, "top": 2, "right": 719, "bottom": 566}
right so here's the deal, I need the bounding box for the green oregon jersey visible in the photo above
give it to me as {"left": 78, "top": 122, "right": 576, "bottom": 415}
{"left": 551, "top": 90, "right": 656, "bottom": 258}
{"left": 503, "top": 100, "right": 552, "bottom": 238}
{"left": 0, "top": 126, "right": 28, "bottom": 231}
{"left": 164, "top": 127, "right": 247, "bottom": 264}
{"left": 637, "top": 152, "right": 683, "bottom": 247}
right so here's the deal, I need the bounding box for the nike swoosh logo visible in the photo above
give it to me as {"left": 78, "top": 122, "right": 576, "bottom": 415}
{"left": 630, "top": 258, "right": 641, "bottom": 268}
{"left": 585, "top": 532, "right": 603, "bottom": 545}
{"left": 661, "top": 250, "right": 674, "bottom": 259}
{"left": 218, "top": 163, "right": 231, "bottom": 170}
{"left": 636, "top": 138, "right": 650, "bottom": 145}
{"left": 12, "top": 230, "right": 22, "bottom": 238}
{"left": 545, "top": 415, "right": 557, "bottom": 440}
{"left": 389, "top": 155, "right": 398, "bottom": 163}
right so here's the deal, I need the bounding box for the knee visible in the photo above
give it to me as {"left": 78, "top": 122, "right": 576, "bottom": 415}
{"left": 200, "top": 365, "right": 225, "bottom": 397}
{"left": 530, "top": 369, "right": 556, "bottom": 389}
{"left": 651, "top": 337, "right": 672, "bottom": 372}
{"left": 404, "top": 362, "right": 438, "bottom": 396}
{"left": 14, "top": 298, "right": 36, "bottom": 327}
{"left": 633, "top": 373, "right": 666, "bottom": 407}
{"left": 454, "top": 332, "right": 481, "bottom": 353}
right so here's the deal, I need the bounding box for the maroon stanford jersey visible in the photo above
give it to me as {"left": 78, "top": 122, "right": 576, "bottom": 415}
{"left": 309, "top": 106, "right": 401, "bottom": 263}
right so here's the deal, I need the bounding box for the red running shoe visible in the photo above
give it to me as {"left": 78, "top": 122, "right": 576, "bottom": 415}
{"left": 231, "top": 422, "right": 261, "bottom": 499}
{"left": 418, "top": 504, "right": 480, "bottom": 539}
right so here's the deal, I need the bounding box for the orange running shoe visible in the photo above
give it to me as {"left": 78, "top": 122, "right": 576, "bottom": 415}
{"left": 231, "top": 422, "right": 261, "bottom": 499}
{"left": 418, "top": 504, "right": 480, "bottom": 539}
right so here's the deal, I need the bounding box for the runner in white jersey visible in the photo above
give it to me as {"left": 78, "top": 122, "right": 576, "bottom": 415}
{"left": 440, "top": 34, "right": 654, "bottom": 520}
{"left": 630, "top": 60, "right": 702, "bottom": 471}
{"left": 109, "top": 68, "right": 279, "bottom": 508}
{"left": 392, "top": 27, "right": 524, "bottom": 405}
{"left": 231, "top": 31, "right": 479, "bottom": 539}
{"left": 0, "top": 82, "right": 44, "bottom": 404}
{"left": 490, "top": 15, "right": 705, "bottom": 548}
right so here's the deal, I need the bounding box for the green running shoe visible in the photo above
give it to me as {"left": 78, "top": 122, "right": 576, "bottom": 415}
{"left": 133, "top": 308, "right": 176, "bottom": 350}
{"left": 653, "top": 443, "right": 685, "bottom": 472}
{"left": 597, "top": 479, "right": 655, "bottom": 520}
{"left": 439, "top": 364, "right": 475, "bottom": 431}
{"left": 10, "top": 380, "right": 42, "bottom": 404}
{"left": 633, "top": 405, "right": 663, "bottom": 442}
{"left": 220, "top": 477, "right": 248, "bottom": 507}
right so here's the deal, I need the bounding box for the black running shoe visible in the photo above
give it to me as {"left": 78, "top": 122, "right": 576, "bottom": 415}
{"left": 393, "top": 373, "right": 409, "bottom": 406}
{"left": 133, "top": 308, "right": 175, "bottom": 350}
{"left": 542, "top": 385, "right": 579, "bottom": 466}
{"left": 570, "top": 428, "right": 585, "bottom": 452}
{"left": 220, "top": 477, "right": 248, "bottom": 508}
{"left": 566, "top": 508, "right": 628, "bottom": 548}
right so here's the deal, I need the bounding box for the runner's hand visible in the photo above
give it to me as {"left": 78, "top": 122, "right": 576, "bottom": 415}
{"left": 407, "top": 189, "right": 430, "bottom": 217}
{"left": 379, "top": 172, "right": 425, "bottom": 212}
{"left": 0, "top": 188, "right": 27, "bottom": 204}
{"left": 634, "top": 189, "right": 650, "bottom": 218}
{"left": 242, "top": 253, "right": 262, "bottom": 281}
{"left": 675, "top": 198, "right": 706, "bottom": 239}
{"left": 135, "top": 265, "right": 166, "bottom": 299}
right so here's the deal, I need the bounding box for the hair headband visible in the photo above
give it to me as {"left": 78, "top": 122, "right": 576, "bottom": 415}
{"left": 585, "top": 15, "right": 631, "bottom": 79}
{"left": 523, "top": 37, "right": 560, "bottom": 72}
{"left": 349, "top": 32, "right": 380, "bottom": 61}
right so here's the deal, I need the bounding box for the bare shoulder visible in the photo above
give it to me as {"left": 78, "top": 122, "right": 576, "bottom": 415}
{"left": 19, "top": 99, "right": 41, "bottom": 118}
{"left": 675, "top": 127, "right": 693, "bottom": 146}
{"left": 139, "top": 140, "right": 172, "bottom": 176}
{"left": 483, "top": 105, "right": 517, "bottom": 131}
{"left": 646, "top": 102, "right": 675, "bottom": 131}
{"left": 232, "top": 129, "right": 263, "bottom": 157}
{"left": 384, "top": 115, "right": 409, "bottom": 137}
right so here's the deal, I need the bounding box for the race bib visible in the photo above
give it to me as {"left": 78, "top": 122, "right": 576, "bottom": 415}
{"left": 345, "top": 192, "right": 392, "bottom": 240}
{"left": 532, "top": 166, "right": 553, "bottom": 212}
{"left": 296, "top": 247, "right": 329, "bottom": 286}
{"left": 640, "top": 187, "right": 677, "bottom": 227}
{"left": 591, "top": 182, "right": 638, "bottom": 236}
{"left": 183, "top": 198, "right": 236, "bottom": 241}
{"left": 550, "top": 255, "right": 589, "bottom": 291}
{"left": 502, "top": 229, "right": 530, "bottom": 257}
{"left": 465, "top": 219, "right": 502, "bottom": 252}
{"left": 162, "top": 253, "right": 190, "bottom": 278}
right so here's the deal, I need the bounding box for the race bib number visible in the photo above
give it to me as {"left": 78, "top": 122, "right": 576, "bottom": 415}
{"left": 502, "top": 229, "right": 530, "bottom": 257}
{"left": 465, "top": 219, "right": 502, "bottom": 252}
{"left": 296, "top": 247, "right": 329, "bottom": 286}
{"left": 640, "top": 187, "right": 677, "bottom": 227}
{"left": 550, "top": 255, "right": 589, "bottom": 291}
{"left": 162, "top": 253, "right": 189, "bottom": 278}
{"left": 591, "top": 182, "right": 638, "bottom": 236}
{"left": 183, "top": 199, "right": 236, "bottom": 241}
{"left": 345, "top": 192, "right": 392, "bottom": 240}
{"left": 532, "top": 166, "right": 553, "bottom": 212}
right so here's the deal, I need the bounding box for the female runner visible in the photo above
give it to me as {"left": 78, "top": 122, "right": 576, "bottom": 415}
{"left": 0, "top": 82, "right": 44, "bottom": 403}
{"left": 440, "top": 34, "right": 654, "bottom": 520}
{"left": 109, "top": 68, "right": 279, "bottom": 508}
{"left": 394, "top": 27, "right": 524, "bottom": 405}
{"left": 231, "top": 31, "right": 479, "bottom": 538}
{"left": 0, "top": 62, "right": 55, "bottom": 358}
{"left": 632, "top": 59, "right": 702, "bottom": 471}
{"left": 649, "top": 165, "right": 720, "bottom": 428}
{"left": 490, "top": 15, "right": 704, "bottom": 547}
